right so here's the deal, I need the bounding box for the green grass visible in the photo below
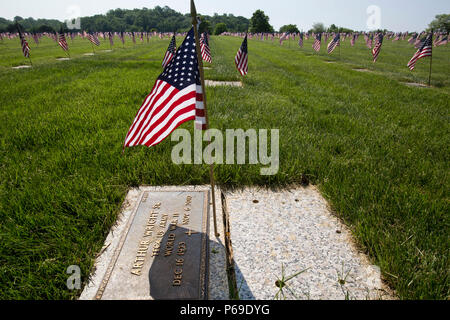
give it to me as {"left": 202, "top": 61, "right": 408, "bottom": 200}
{"left": 0, "top": 35, "right": 448, "bottom": 299}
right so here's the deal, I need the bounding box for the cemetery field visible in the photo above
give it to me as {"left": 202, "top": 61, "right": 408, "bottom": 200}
{"left": 0, "top": 35, "right": 448, "bottom": 300}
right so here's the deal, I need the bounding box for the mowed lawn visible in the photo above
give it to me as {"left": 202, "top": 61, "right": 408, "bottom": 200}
{"left": 0, "top": 35, "right": 448, "bottom": 299}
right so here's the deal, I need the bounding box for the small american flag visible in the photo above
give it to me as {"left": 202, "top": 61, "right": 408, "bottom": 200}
{"left": 88, "top": 33, "right": 100, "bottom": 46}
{"left": 279, "top": 32, "right": 289, "bottom": 45}
{"left": 124, "top": 27, "right": 204, "bottom": 150}
{"left": 109, "top": 32, "right": 114, "bottom": 47}
{"left": 298, "top": 33, "right": 304, "bottom": 47}
{"left": 58, "top": 32, "right": 69, "bottom": 52}
{"left": 200, "top": 32, "right": 212, "bottom": 63}
{"left": 120, "top": 32, "right": 125, "bottom": 45}
{"left": 327, "top": 33, "right": 340, "bottom": 54}
{"left": 235, "top": 34, "right": 248, "bottom": 76}
{"left": 162, "top": 34, "right": 177, "bottom": 69}
{"left": 18, "top": 28, "right": 30, "bottom": 58}
{"left": 366, "top": 33, "right": 373, "bottom": 48}
{"left": 372, "top": 33, "right": 384, "bottom": 62}
{"left": 313, "top": 33, "right": 322, "bottom": 52}
{"left": 407, "top": 33, "right": 433, "bottom": 71}
{"left": 408, "top": 33, "right": 418, "bottom": 44}
{"left": 435, "top": 34, "right": 448, "bottom": 46}
{"left": 350, "top": 33, "right": 357, "bottom": 46}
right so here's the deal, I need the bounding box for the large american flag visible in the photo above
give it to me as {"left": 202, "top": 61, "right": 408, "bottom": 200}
{"left": 407, "top": 33, "right": 433, "bottom": 71}
{"left": 58, "top": 32, "right": 69, "bottom": 52}
{"left": 327, "top": 33, "right": 340, "bottom": 54}
{"left": 162, "top": 34, "right": 177, "bottom": 69}
{"left": 372, "top": 33, "right": 384, "bottom": 62}
{"left": 313, "top": 33, "right": 322, "bottom": 52}
{"left": 124, "top": 27, "right": 204, "bottom": 149}
{"left": 200, "top": 32, "right": 212, "bottom": 63}
{"left": 235, "top": 34, "right": 248, "bottom": 76}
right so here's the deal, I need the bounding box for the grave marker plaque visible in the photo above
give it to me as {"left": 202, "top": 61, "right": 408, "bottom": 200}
{"left": 95, "top": 191, "right": 209, "bottom": 300}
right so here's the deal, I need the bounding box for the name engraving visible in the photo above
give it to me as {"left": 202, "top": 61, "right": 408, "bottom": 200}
{"left": 131, "top": 202, "right": 161, "bottom": 276}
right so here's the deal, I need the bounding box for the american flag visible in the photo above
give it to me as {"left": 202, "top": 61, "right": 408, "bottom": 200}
{"left": 162, "top": 34, "right": 177, "bottom": 69}
{"left": 124, "top": 27, "right": 204, "bottom": 150}
{"left": 407, "top": 33, "right": 433, "bottom": 71}
{"left": 327, "top": 33, "right": 340, "bottom": 54}
{"left": 279, "top": 32, "right": 289, "bottom": 45}
{"left": 18, "top": 27, "right": 30, "bottom": 58}
{"left": 408, "top": 33, "right": 418, "bottom": 44}
{"left": 200, "top": 32, "right": 212, "bottom": 63}
{"left": 298, "top": 33, "right": 304, "bottom": 47}
{"left": 366, "top": 33, "right": 373, "bottom": 48}
{"left": 372, "top": 33, "right": 384, "bottom": 62}
{"left": 435, "top": 34, "right": 448, "bottom": 46}
{"left": 88, "top": 33, "right": 100, "bottom": 46}
{"left": 109, "top": 32, "right": 114, "bottom": 47}
{"left": 120, "top": 32, "right": 125, "bottom": 45}
{"left": 32, "top": 33, "right": 40, "bottom": 45}
{"left": 350, "top": 33, "right": 357, "bottom": 46}
{"left": 313, "top": 33, "right": 322, "bottom": 52}
{"left": 58, "top": 32, "right": 69, "bottom": 51}
{"left": 132, "top": 32, "right": 136, "bottom": 44}
{"left": 235, "top": 34, "right": 248, "bottom": 76}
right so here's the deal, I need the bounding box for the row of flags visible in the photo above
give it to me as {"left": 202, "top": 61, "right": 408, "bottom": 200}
{"left": 10, "top": 27, "right": 442, "bottom": 72}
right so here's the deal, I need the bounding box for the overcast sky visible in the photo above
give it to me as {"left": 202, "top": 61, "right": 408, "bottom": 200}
{"left": 1, "top": 0, "right": 449, "bottom": 32}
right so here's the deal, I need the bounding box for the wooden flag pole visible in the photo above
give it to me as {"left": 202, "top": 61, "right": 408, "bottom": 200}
{"left": 428, "top": 31, "right": 433, "bottom": 87}
{"left": 191, "top": 0, "right": 220, "bottom": 238}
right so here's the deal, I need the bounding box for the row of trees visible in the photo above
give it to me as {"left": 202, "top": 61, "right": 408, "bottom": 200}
{"left": 0, "top": 6, "right": 250, "bottom": 34}
{"left": 1, "top": 7, "right": 448, "bottom": 34}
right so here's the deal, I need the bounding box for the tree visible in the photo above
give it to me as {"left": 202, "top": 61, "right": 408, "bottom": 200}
{"left": 311, "top": 22, "right": 326, "bottom": 33}
{"left": 214, "top": 22, "right": 227, "bottom": 35}
{"left": 249, "top": 10, "right": 274, "bottom": 33}
{"left": 428, "top": 14, "right": 450, "bottom": 33}
{"left": 279, "top": 24, "right": 299, "bottom": 34}
{"left": 328, "top": 24, "right": 338, "bottom": 33}
{"left": 199, "top": 19, "right": 212, "bottom": 34}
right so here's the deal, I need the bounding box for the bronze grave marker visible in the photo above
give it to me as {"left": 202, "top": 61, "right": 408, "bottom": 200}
{"left": 95, "top": 191, "right": 209, "bottom": 300}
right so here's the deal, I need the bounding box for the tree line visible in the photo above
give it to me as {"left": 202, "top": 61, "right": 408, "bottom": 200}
{"left": 1, "top": 6, "right": 448, "bottom": 35}
{"left": 0, "top": 6, "right": 249, "bottom": 34}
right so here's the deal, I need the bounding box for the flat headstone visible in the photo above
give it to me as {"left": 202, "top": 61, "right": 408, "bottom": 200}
{"left": 12, "top": 65, "right": 31, "bottom": 69}
{"left": 56, "top": 58, "right": 70, "bottom": 61}
{"left": 83, "top": 53, "right": 95, "bottom": 56}
{"left": 80, "top": 186, "right": 229, "bottom": 300}
{"left": 225, "top": 187, "right": 396, "bottom": 300}
{"left": 354, "top": 68, "right": 372, "bottom": 73}
{"left": 205, "top": 80, "right": 242, "bottom": 87}
{"left": 403, "top": 82, "right": 428, "bottom": 88}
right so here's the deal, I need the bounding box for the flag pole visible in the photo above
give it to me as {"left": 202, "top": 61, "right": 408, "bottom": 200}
{"left": 428, "top": 31, "right": 433, "bottom": 87}
{"left": 191, "top": 0, "right": 220, "bottom": 238}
